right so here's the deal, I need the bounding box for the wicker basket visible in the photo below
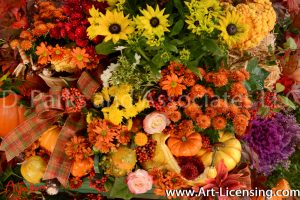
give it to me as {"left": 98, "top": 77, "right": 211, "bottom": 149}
{"left": 39, "top": 74, "right": 77, "bottom": 88}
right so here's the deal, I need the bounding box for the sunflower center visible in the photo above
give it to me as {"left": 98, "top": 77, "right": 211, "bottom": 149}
{"left": 150, "top": 17, "right": 160, "bottom": 27}
{"left": 109, "top": 23, "right": 121, "bottom": 34}
{"left": 194, "top": 20, "right": 200, "bottom": 26}
{"left": 171, "top": 81, "right": 177, "bottom": 88}
{"left": 226, "top": 23, "right": 237, "bottom": 35}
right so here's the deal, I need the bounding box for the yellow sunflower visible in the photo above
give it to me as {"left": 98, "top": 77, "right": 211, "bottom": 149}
{"left": 135, "top": 5, "right": 170, "bottom": 37}
{"left": 216, "top": 11, "right": 249, "bottom": 49}
{"left": 88, "top": 9, "right": 133, "bottom": 43}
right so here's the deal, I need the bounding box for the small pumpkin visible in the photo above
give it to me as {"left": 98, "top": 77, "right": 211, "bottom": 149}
{"left": 71, "top": 157, "right": 94, "bottom": 178}
{"left": 197, "top": 131, "right": 241, "bottom": 171}
{"left": 167, "top": 132, "right": 202, "bottom": 157}
{"left": 0, "top": 93, "right": 26, "bottom": 137}
{"left": 39, "top": 126, "right": 60, "bottom": 153}
{"left": 21, "top": 156, "right": 47, "bottom": 184}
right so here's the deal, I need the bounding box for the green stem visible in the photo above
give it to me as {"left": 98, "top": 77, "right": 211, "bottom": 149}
{"left": 136, "top": 47, "right": 150, "bottom": 61}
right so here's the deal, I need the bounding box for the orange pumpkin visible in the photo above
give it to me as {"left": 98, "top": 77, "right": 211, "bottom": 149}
{"left": 71, "top": 157, "right": 94, "bottom": 178}
{"left": 167, "top": 132, "right": 202, "bottom": 157}
{"left": 0, "top": 93, "right": 26, "bottom": 137}
{"left": 39, "top": 126, "right": 60, "bottom": 153}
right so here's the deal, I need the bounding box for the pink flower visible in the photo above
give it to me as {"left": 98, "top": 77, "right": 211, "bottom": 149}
{"left": 143, "top": 112, "right": 170, "bottom": 134}
{"left": 126, "top": 169, "right": 153, "bottom": 194}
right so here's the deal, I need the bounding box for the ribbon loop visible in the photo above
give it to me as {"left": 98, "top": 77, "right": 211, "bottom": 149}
{"left": 43, "top": 114, "right": 85, "bottom": 187}
{"left": 77, "top": 71, "right": 101, "bottom": 100}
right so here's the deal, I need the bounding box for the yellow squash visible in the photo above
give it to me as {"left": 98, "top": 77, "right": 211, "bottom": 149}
{"left": 198, "top": 131, "right": 242, "bottom": 171}
{"left": 21, "top": 156, "right": 47, "bottom": 184}
{"left": 39, "top": 126, "right": 60, "bottom": 153}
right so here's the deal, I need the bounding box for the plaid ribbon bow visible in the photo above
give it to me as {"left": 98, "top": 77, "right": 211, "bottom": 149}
{"left": 0, "top": 71, "right": 100, "bottom": 186}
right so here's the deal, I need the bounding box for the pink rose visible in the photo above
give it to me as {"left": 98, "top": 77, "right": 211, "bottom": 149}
{"left": 143, "top": 112, "right": 170, "bottom": 134}
{"left": 127, "top": 169, "right": 153, "bottom": 194}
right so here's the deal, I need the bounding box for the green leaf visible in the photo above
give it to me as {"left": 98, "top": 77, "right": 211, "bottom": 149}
{"left": 201, "top": 39, "right": 223, "bottom": 56}
{"left": 173, "top": 0, "right": 185, "bottom": 17}
{"left": 152, "top": 53, "right": 166, "bottom": 68}
{"left": 164, "top": 42, "right": 178, "bottom": 53}
{"left": 244, "top": 58, "right": 269, "bottom": 92}
{"left": 109, "top": 177, "right": 133, "bottom": 200}
{"left": 276, "top": 83, "right": 285, "bottom": 93}
{"left": 94, "top": 154, "right": 100, "bottom": 174}
{"left": 278, "top": 95, "right": 296, "bottom": 110}
{"left": 283, "top": 37, "right": 297, "bottom": 50}
{"left": 95, "top": 41, "right": 117, "bottom": 55}
{"left": 169, "top": 19, "right": 184, "bottom": 37}
{"left": 0, "top": 72, "right": 10, "bottom": 82}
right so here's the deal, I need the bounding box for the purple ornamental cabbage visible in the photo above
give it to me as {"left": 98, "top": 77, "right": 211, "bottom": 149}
{"left": 243, "top": 113, "right": 300, "bottom": 175}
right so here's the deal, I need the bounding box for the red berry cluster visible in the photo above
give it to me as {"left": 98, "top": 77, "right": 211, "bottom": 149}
{"left": 147, "top": 90, "right": 176, "bottom": 112}
{"left": 201, "top": 136, "right": 211, "bottom": 149}
{"left": 50, "top": 0, "right": 108, "bottom": 47}
{"left": 62, "top": 88, "right": 86, "bottom": 113}
{"left": 250, "top": 91, "right": 282, "bottom": 119}
{"left": 135, "top": 138, "right": 157, "bottom": 163}
{"left": 89, "top": 172, "right": 107, "bottom": 192}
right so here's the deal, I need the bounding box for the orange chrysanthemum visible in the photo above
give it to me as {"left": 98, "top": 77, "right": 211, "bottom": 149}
{"left": 189, "top": 84, "right": 206, "bottom": 99}
{"left": 228, "top": 104, "right": 240, "bottom": 117}
{"left": 65, "top": 136, "right": 92, "bottom": 161}
{"left": 32, "top": 24, "right": 49, "bottom": 36}
{"left": 204, "top": 72, "right": 214, "bottom": 82}
{"left": 212, "top": 72, "right": 228, "bottom": 87}
{"left": 230, "top": 69, "right": 250, "bottom": 82}
{"left": 149, "top": 168, "right": 187, "bottom": 197}
{"left": 20, "top": 30, "right": 33, "bottom": 40}
{"left": 116, "top": 126, "right": 131, "bottom": 145}
{"left": 230, "top": 82, "right": 248, "bottom": 97}
{"left": 168, "top": 62, "right": 186, "bottom": 76}
{"left": 184, "top": 103, "right": 202, "bottom": 120}
{"left": 212, "top": 99, "right": 229, "bottom": 114}
{"left": 205, "top": 106, "right": 217, "bottom": 118}
{"left": 233, "top": 114, "right": 249, "bottom": 136}
{"left": 183, "top": 72, "right": 197, "bottom": 87}
{"left": 20, "top": 40, "right": 32, "bottom": 50}
{"left": 196, "top": 115, "right": 211, "bottom": 129}
{"left": 10, "top": 39, "right": 20, "bottom": 50}
{"left": 241, "top": 97, "right": 252, "bottom": 108}
{"left": 35, "top": 42, "right": 51, "bottom": 64}
{"left": 51, "top": 44, "right": 65, "bottom": 61}
{"left": 161, "top": 73, "right": 187, "bottom": 96}
{"left": 212, "top": 116, "right": 227, "bottom": 130}
{"left": 71, "top": 47, "right": 90, "bottom": 69}
{"left": 167, "top": 111, "right": 182, "bottom": 122}
{"left": 69, "top": 177, "right": 83, "bottom": 189}
{"left": 206, "top": 87, "right": 215, "bottom": 98}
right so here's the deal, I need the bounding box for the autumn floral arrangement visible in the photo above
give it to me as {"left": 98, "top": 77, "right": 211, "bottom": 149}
{"left": 0, "top": 0, "right": 300, "bottom": 199}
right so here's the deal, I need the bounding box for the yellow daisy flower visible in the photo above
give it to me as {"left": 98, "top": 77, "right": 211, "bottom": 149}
{"left": 88, "top": 9, "right": 134, "bottom": 43}
{"left": 135, "top": 5, "right": 170, "bottom": 37}
{"left": 216, "top": 11, "right": 249, "bottom": 49}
